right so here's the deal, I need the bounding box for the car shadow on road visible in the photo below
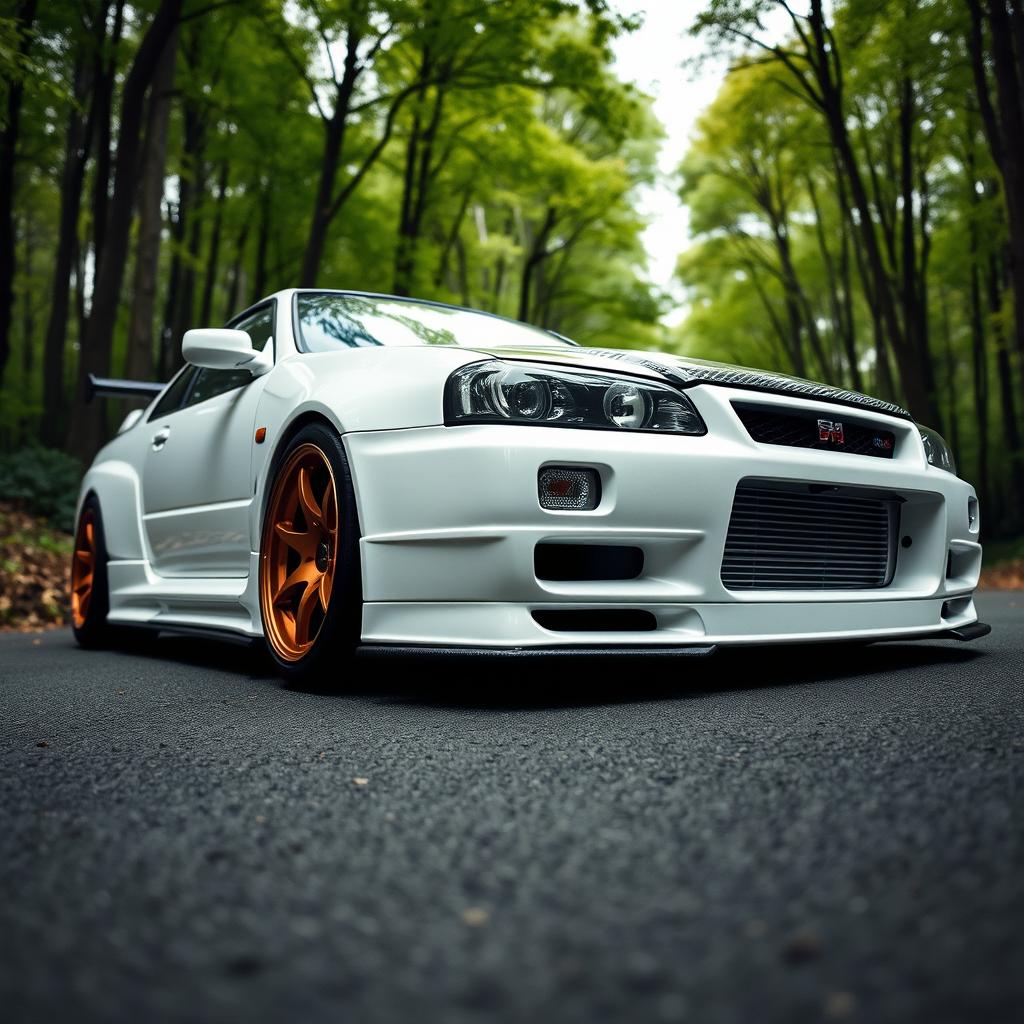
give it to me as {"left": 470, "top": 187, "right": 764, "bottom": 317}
{"left": 352, "top": 641, "right": 986, "bottom": 709}
{"left": 58, "top": 628, "right": 986, "bottom": 709}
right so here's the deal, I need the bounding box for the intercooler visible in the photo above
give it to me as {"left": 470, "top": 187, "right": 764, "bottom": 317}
{"left": 721, "top": 481, "right": 900, "bottom": 591}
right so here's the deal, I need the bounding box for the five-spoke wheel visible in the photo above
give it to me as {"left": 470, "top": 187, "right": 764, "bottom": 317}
{"left": 260, "top": 443, "right": 339, "bottom": 660}
{"left": 258, "top": 424, "right": 361, "bottom": 682}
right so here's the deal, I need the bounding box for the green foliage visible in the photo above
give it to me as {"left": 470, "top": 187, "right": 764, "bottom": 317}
{"left": 0, "top": 0, "right": 667, "bottom": 454}
{"left": 684, "top": 0, "right": 1024, "bottom": 534}
{"left": 0, "top": 447, "right": 83, "bottom": 533}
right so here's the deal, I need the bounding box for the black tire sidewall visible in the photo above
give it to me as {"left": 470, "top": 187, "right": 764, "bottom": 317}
{"left": 260, "top": 423, "right": 363, "bottom": 685}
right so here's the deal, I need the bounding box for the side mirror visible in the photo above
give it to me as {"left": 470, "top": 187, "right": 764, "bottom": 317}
{"left": 181, "top": 328, "right": 272, "bottom": 376}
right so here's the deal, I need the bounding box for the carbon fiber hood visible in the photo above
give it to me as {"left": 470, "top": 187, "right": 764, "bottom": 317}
{"left": 465, "top": 345, "right": 913, "bottom": 422}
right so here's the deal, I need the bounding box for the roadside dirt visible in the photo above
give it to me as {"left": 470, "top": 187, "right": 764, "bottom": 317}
{"left": 0, "top": 504, "right": 71, "bottom": 632}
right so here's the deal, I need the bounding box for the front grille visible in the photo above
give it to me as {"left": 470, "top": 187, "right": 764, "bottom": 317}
{"left": 721, "top": 482, "right": 899, "bottom": 591}
{"left": 734, "top": 403, "right": 896, "bottom": 459}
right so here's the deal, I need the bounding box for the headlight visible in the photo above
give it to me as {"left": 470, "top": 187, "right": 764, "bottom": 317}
{"left": 444, "top": 360, "right": 706, "bottom": 435}
{"left": 919, "top": 425, "right": 956, "bottom": 474}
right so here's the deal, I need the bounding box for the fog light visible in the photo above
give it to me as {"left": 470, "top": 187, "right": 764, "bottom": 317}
{"left": 538, "top": 466, "right": 600, "bottom": 511}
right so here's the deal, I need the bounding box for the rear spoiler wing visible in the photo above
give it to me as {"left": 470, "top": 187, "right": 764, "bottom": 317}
{"left": 87, "top": 373, "right": 165, "bottom": 402}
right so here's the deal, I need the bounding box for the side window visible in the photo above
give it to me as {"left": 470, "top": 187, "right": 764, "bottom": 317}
{"left": 185, "top": 303, "right": 275, "bottom": 408}
{"left": 238, "top": 306, "right": 274, "bottom": 353}
{"left": 148, "top": 366, "right": 197, "bottom": 421}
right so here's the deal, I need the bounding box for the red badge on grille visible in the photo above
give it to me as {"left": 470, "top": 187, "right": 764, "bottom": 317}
{"left": 817, "top": 419, "right": 845, "bottom": 444}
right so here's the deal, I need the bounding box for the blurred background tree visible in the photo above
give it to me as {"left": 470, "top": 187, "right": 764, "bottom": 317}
{"left": 1, "top": 0, "right": 1023, "bottom": 538}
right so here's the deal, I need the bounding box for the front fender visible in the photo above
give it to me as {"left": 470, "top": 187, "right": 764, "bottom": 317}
{"left": 247, "top": 347, "right": 477, "bottom": 552}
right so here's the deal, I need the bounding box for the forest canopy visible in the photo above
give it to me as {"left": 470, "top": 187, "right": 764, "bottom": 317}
{"left": 2, "top": 0, "right": 1024, "bottom": 536}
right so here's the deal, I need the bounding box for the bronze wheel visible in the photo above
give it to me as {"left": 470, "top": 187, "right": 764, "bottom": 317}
{"left": 71, "top": 508, "right": 97, "bottom": 630}
{"left": 260, "top": 443, "right": 340, "bottom": 662}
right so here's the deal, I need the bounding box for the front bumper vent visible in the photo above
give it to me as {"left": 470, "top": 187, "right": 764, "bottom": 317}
{"left": 532, "top": 609, "right": 656, "bottom": 632}
{"left": 721, "top": 481, "right": 899, "bottom": 591}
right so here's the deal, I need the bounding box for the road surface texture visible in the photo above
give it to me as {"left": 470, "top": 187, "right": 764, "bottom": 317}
{"left": 1, "top": 592, "right": 1021, "bottom": 1024}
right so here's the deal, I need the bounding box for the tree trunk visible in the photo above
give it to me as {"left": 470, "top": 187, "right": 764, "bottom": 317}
{"left": 806, "top": 174, "right": 853, "bottom": 385}
{"left": 89, "top": 0, "right": 125, "bottom": 271}
{"left": 0, "top": 0, "right": 39, "bottom": 392}
{"left": 224, "top": 219, "right": 250, "bottom": 321}
{"left": 518, "top": 207, "right": 556, "bottom": 322}
{"left": 990, "top": 251, "right": 1024, "bottom": 529}
{"left": 969, "top": 0, "right": 1024, "bottom": 416}
{"left": 168, "top": 197, "right": 204, "bottom": 373}
{"left": 199, "top": 161, "right": 229, "bottom": 326}
{"left": 394, "top": 80, "right": 446, "bottom": 296}
{"left": 898, "top": 75, "right": 941, "bottom": 429}
{"left": 832, "top": 148, "right": 892, "bottom": 398}
{"left": 299, "top": 115, "right": 347, "bottom": 288}
{"left": 159, "top": 219, "right": 181, "bottom": 382}
{"left": 769, "top": 218, "right": 815, "bottom": 378}
{"left": 968, "top": 221, "right": 990, "bottom": 509}
{"left": 253, "top": 187, "right": 270, "bottom": 302}
{"left": 41, "top": 41, "right": 99, "bottom": 445}
{"left": 455, "top": 235, "right": 470, "bottom": 306}
{"left": 434, "top": 187, "right": 471, "bottom": 292}
{"left": 67, "top": 0, "right": 184, "bottom": 461}
{"left": 938, "top": 287, "right": 961, "bottom": 462}
{"left": 159, "top": 49, "right": 205, "bottom": 380}
{"left": 298, "top": 28, "right": 363, "bottom": 289}
{"left": 126, "top": 24, "right": 178, "bottom": 383}
{"left": 21, "top": 214, "right": 34, "bottom": 379}
{"left": 394, "top": 98, "right": 424, "bottom": 297}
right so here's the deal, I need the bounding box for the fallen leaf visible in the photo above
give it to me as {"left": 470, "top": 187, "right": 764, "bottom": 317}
{"left": 462, "top": 907, "right": 489, "bottom": 926}
{"left": 824, "top": 992, "right": 856, "bottom": 1018}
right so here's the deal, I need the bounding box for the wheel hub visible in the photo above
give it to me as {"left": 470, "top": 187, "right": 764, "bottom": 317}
{"left": 315, "top": 539, "right": 331, "bottom": 572}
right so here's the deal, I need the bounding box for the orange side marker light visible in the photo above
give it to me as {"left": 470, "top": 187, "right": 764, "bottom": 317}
{"left": 255, "top": 427, "right": 267, "bottom": 444}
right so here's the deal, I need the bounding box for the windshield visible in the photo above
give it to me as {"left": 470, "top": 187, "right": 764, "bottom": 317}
{"left": 295, "top": 292, "right": 571, "bottom": 351}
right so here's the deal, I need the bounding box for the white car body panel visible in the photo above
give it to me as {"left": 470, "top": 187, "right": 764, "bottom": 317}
{"left": 77, "top": 287, "right": 983, "bottom": 652}
{"left": 142, "top": 375, "right": 267, "bottom": 576}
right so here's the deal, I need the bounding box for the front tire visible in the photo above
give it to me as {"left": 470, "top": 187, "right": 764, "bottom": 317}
{"left": 258, "top": 423, "right": 362, "bottom": 685}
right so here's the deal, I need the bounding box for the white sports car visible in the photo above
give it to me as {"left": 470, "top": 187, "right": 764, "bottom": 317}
{"left": 72, "top": 289, "right": 989, "bottom": 683}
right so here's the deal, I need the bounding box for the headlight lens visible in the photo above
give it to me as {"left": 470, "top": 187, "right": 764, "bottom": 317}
{"left": 919, "top": 425, "right": 956, "bottom": 474}
{"left": 445, "top": 360, "right": 706, "bottom": 435}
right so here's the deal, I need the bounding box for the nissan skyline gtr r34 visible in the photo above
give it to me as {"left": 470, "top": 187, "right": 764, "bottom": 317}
{"left": 71, "top": 289, "right": 989, "bottom": 684}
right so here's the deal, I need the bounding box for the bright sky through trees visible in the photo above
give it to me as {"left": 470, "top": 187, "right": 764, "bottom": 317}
{"left": 610, "top": 1, "right": 788, "bottom": 324}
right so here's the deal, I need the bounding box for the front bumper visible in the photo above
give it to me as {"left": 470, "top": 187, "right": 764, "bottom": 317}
{"left": 344, "top": 385, "right": 983, "bottom": 649}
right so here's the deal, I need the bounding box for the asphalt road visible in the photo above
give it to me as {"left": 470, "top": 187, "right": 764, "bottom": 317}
{"left": 1, "top": 594, "right": 1022, "bottom": 1024}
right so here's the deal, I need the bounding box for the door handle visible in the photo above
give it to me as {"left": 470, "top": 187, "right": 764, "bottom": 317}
{"left": 151, "top": 427, "right": 170, "bottom": 451}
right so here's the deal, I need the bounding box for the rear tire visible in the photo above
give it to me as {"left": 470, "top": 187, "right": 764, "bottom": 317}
{"left": 71, "top": 494, "right": 114, "bottom": 648}
{"left": 258, "top": 423, "right": 362, "bottom": 686}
